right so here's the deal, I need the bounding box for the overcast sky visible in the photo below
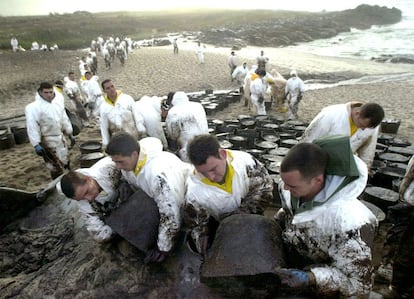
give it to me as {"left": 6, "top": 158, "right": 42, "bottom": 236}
{"left": 0, "top": 0, "right": 401, "bottom": 16}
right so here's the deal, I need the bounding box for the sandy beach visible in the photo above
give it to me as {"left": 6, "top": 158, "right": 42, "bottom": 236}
{"left": 0, "top": 42, "right": 413, "bottom": 192}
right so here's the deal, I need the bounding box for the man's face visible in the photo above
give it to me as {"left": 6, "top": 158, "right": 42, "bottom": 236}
{"left": 354, "top": 112, "right": 372, "bottom": 130}
{"left": 111, "top": 152, "right": 138, "bottom": 172}
{"left": 161, "top": 107, "right": 169, "bottom": 121}
{"left": 280, "top": 170, "right": 323, "bottom": 201}
{"left": 69, "top": 73, "right": 75, "bottom": 81}
{"left": 73, "top": 177, "right": 100, "bottom": 201}
{"left": 103, "top": 81, "right": 117, "bottom": 99}
{"left": 40, "top": 88, "right": 55, "bottom": 102}
{"left": 195, "top": 149, "right": 227, "bottom": 183}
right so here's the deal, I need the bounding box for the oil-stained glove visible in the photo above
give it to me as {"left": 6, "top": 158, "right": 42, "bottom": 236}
{"left": 117, "top": 180, "right": 134, "bottom": 203}
{"left": 69, "top": 135, "right": 76, "bottom": 147}
{"left": 34, "top": 144, "right": 45, "bottom": 156}
{"left": 144, "top": 248, "right": 169, "bottom": 264}
{"left": 274, "top": 268, "right": 314, "bottom": 290}
{"left": 258, "top": 96, "right": 265, "bottom": 104}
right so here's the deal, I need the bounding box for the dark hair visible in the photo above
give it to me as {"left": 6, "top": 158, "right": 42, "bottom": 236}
{"left": 280, "top": 142, "right": 328, "bottom": 181}
{"left": 55, "top": 80, "right": 64, "bottom": 87}
{"left": 60, "top": 171, "right": 88, "bottom": 199}
{"left": 166, "top": 91, "right": 175, "bottom": 105}
{"left": 68, "top": 71, "right": 75, "bottom": 76}
{"left": 101, "top": 78, "right": 112, "bottom": 89}
{"left": 188, "top": 134, "right": 221, "bottom": 166}
{"left": 38, "top": 81, "right": 54, "bottom": 91}
{"left": 359, "top": 103, "right": 385, "bottom": 128}
{"left": 106, "top": 132, "right": 140, "bottom": 156}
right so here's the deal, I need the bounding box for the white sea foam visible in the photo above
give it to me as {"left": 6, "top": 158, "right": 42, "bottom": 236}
{"left": 288, "top": 0, "right": 414, "bottom": 61}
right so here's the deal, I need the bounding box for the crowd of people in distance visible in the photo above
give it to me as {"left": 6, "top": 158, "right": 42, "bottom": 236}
{"left": 10, "top": 36, "right": 59, "bottom": 52}
{"left": 228, "top": 49, "right": 305, "bottom": 119}
{"left": 18, "top": 37, "right": 414, "bottom": 298}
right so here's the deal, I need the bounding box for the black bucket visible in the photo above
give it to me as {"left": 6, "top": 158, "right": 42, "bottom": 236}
{"left": 360, "top": 186, "right": 399, "bottom": 212}
{"left": 79, "top": 152, "right": 105, "bottom": 168}
{"left": 228, "top": 135, "right": 248, "bottom": 150}
{"left": 11, "top": 126, "right": 29, "bottom": 144}
{"left": 79, "top": 141, "right": 102, "bottom": 155}
{"left": 0, "top": 133, "right": 15, "bottom": 150}
{"left": 371, "top": 166, "right": 406, "bottom": 190}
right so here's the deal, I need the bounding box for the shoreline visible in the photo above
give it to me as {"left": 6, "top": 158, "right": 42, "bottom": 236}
{"left": 177, "top": 41, "right": 414, "bottom": 81}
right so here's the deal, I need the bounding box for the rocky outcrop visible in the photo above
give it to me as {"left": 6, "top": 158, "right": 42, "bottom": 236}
{"left": 201, "top": 5, "right": 402, "bottom": 48}
{"left": 371, "top": 54, "right": 414, "bottom": 64}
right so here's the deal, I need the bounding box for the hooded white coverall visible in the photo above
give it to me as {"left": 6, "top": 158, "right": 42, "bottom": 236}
{"left": 277, "top": 138, "right": 378, "bottom": 297}
{"left": 250, "top": 75, "right": 267, "bottom": 115}
{"left": 165, "top": 91, "right": 209, "bottom": 162}
{"left": 64, "top": 77, "right": 82, "bottom": 102}
{"left": 196, "top": 44, "right": 204, "bottom": 64}
{"left": 120, "top": 138, "right": 192, "bottom": 253}
{"left": 25, "top": 91, "right": 73, "bottom": 171}
{"left": 300, "top": 102, "right": 379, "bottom": 170}
{"left": 10, "top": 37, "right": 18, "bottom": 52}
{"left": 68, "top": 156, "right": 120, "bottom": 243}
{"left": 232, "top": 64, "right": 248, "bottom": 86}
{"left": 82, "top": 76, "right": 104, "bottom": 119}
{"left": 285, "top": 73, "right": 305, "bottom": 120}
{"left": 135, "top": 95, "right": 168, "bottom": 150}
{"left": 185, "top": 150, "right": 274, "bottom": 253}
{"left": 100, "top": 91, "right": 146, "bottom": 147}
{"left": 400, "top": 155, "right": 414, "bottom": 205}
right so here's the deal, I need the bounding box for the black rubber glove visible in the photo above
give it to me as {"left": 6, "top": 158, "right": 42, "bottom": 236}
{"left": 258, "top": 95, "right": 265, "bottom": 104}
{"left": 144, "top": 248, "right": 169, "bottom": 264}
{"left": 118, "top": 180, "right": 133, "bottom": 203}
{"left": 69, "top": 135, "right": 76, "bottom": 147}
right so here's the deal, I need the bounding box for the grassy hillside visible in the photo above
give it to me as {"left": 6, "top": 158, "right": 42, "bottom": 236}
{"left": 0, "top": 9, "right": 306, "bottom": 50}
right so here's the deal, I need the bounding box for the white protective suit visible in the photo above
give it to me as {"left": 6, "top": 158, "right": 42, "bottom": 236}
{"left": 100, "top": 91, "right": 146, "bottom": 147}
{"left": 300, "top": 102, "right": 379, "bottom": 170}
{"left": 232, "top": 64, "right": 248, "bottom": 86}
{"left": 196, "top": 44, "right": 205, "bottom": 64}
{"left": 285, "top": 72, "right": 305, "bottom": 120}
{"left": 83, "top": 76, "right": 104, "bottom": 118}
{"left": 121, "top": 137, "right": 192, "bottom": 252}
{"left": 165, "top": 91, "right": 209, "bottom": 162}
{"left": 185, "top": 150, "right": 274, "bottom": 252}
{"left": 25, "top": 91, "right": 73, "bottom": 168}
{"left": 278, "top": 142, "right": 378, "bottom": 297}
{"left": 400, "top": 155, "right": 414, "bottom": 205}
{"left": 10, "top": 37, "right": 18, "bottom": 52}
{"left": 72, "top": 156, "right": 120, "bottom": 243}
{"left": 250, "top": 75, "right": 268, "bottom": 115}
{"left": 135, "top": 95, "right": 168, "bottom": 149}
{"left": 64, "top": 77, "right": 82, "bottom": 101}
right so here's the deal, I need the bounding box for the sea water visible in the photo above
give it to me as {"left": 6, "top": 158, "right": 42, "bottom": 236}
{"left": 289, "top": 0, "right": 414, "bottom": 61}
{"left": 291, "top": 0, "right": 414, "bottom": 89}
